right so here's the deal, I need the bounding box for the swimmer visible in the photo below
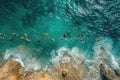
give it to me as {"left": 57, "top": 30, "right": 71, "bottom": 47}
{"left": 0, "top": 33, "right": 4, "bottom": 37}
{"left": 78, "top": 34, "right": 84, "bottom": 37}
{"left": 96, "top": 38, "right": 100, "bottom": 42}
{"left": 104, "top": 33, "right": 109, "bottom": 38}
{"left": 63, "top": 34, "right": 67, "bottom": 38}
{"left": 36, "top": 39, "right": 40, "bottom": 42}
{"left": 0, "top": 33, "right": 5, "bottom": 39}
{"left": 51, "top": 38, "right": 55, "bottom": 42}
{"left": 8, "top": 38, "right": 14, "bottom": 41}
{"left": 45, "top": 33, "right": 48, "bottom": 37}
{"left": 77, "top": 34, "right": 81, "bottom": 37}
{"left": 24, "top": 33, "right": 28, "bottom": 37}
{"left": 60, "top": 37, "right": 64, "bottom": 40}
{"left": 20, "top": 36, "right": 25, "bottom": 40}
{"left": 12, "top": 32, "right": 18, "bottom": 36}
{"left": 81, "top": 34, "right": 84, "bottom": 37}
{"left": 41, "top": 33, "right": 45, "bottom": 37}
{"left": 25, "top": 38, "right": 31, "bottom": 42}
{"left": 80, "top": 37, "right": 83, "bottom": 41}
{"left": 70, "top": 38, "right": 73, "bottom": 41}
{"left": 20, "top": 37, "right": 25, "bottom": 40}
{"left": 60, "top": 34, "right": 67, "bottom": 40}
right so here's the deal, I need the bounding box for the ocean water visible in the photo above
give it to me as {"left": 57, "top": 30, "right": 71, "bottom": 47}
{"left": 0, "top": 0, "right": 120, "bottom": 79}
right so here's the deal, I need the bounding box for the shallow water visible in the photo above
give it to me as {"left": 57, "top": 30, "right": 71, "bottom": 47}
{"left": 0, "top": 0, "right": 120, "bottom": 79}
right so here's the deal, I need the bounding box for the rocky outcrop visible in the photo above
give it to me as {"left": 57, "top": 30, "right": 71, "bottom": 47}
{"left": 0, "top": 58, "right": 119, "bottom": 80}
{"left": 0, "top": 60, "right": 23, "bottom": 80}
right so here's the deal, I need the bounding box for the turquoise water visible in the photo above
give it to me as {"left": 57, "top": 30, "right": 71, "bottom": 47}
{"left": 0, "top": 0, "right": 120, "bottom": 71}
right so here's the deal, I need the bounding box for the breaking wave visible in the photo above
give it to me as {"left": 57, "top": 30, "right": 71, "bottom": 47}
{"left": 2, "top": 38, "right": 120, "bottom": 80}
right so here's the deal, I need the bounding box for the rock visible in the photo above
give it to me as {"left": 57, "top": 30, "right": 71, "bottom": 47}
{"left": 0, "top": 51, "right": 120, "bottom": 80}
{"left": 0, "top": 60, "right": 23, "bottom": 80}
{"left": 25, "top": 71, "right": 53, "bottom": 80}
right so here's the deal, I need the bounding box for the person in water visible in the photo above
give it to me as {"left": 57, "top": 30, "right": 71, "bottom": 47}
{"left": 0, "top": 33, "right": 5, "bottom": 38}
{"left": 78, "top": 34, "right": 83, "bottom": 37}
{"left": 12, "top": 32, "right": 18, "bottom": 36}
{"left": 96, "top": 38, "right": 100, "bottom": 42}
{"left": 25, "top": 38, "right": 31, "bottom": 42}
{"left": 41, "top": 33, "right": 45, "bottom": 37}
{"left": 20, "top": 33, "right": 31, "bottom": 42}
{"left": 63, "top": 34, "right": 67, "bottom": 38}
{"left": 45, "top": 33, "right": 48, "bottom": 37}
{"left": 60, "top": 34, "right": 67, "bottom": 40}
{"left": 24, "top": 33, "right": 28, "bottom": 37}
{"left": 80, "top": 37, "right": 83, "bottom": 41}
{"left": 104, "top": 33, "right": 109, "bottom": 38}
{"left": 51, "top": 38, "right": 55, "bottom": 42}
{"left": 8, "top": 38, "right": 14, "bottom": 41}
{"left": 36, "top": 39, "right": 40, "bottom": 42}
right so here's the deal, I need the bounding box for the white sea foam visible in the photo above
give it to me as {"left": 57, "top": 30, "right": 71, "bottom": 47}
{"left": 50, "top": 47, "right": 84, "bottom": 66}
{"left": 110, "top": 54, "right": 119, "bottom": 69}
{"left": 3, "top": 46, "right": 41, "bottom": 71}
{"left": 3, "top": 38, "right": 119, "bottom": 79}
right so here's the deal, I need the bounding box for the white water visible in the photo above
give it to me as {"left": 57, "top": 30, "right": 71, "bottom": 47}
{"left": 2, "top": 38, "right": 120, "bottom": 80}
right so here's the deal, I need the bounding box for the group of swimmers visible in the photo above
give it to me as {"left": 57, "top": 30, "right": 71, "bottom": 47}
{"left": 0, "top": 32, "right": 119, "bottom": 42}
